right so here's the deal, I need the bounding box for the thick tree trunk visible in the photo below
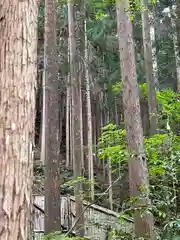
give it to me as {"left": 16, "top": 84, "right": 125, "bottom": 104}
{"left": 116, "top": 0, "right": 154, "bottom": 238}
{"left": 44, "top": 0, "right": 61, "bottom": 234}
{"left": 0, "top": 1, "right": 38, "bottom": 240}
{"left": 141, "top": 0, "right": 158, "bottom": 135}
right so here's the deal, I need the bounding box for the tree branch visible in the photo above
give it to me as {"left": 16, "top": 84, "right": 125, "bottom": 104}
{"left": 65, "top": 176, "right": 121, "bottom": 236}
{"left": 33, "top": 203, "right": 45, "bottom": 214}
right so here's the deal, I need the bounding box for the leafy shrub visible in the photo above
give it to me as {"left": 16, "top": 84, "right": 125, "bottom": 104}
{"left": 97, "top": 89, "right": 180, "bottom": 238}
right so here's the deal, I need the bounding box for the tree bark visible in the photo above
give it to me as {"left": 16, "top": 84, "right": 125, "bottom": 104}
{"left": 66, "top": 77, "right": 70, "bottom": 167}
{"left": 106, "top": 111, "right": 113, "bottom": 210}
{"left": 0, "top": 1, "right": 38, "bottom": 240}
{"left": 68, "top": 0, "right": 84, "bottom": 236}
{"left": 85, "top": 20, "right": 94, "bottom": 201}
{"left": 149, "top": 8, "right": 159, "bottom": 90}
{"left": 44, "top": 0, "right": 61, "bottom": 234}
{"left": 141, "top": 0, "right": 158, "bottom": 135}
{"left": 116, "top": 0, "right": 154, "bottom": 238}
{"left": 169, "top": 5, "right": 180, "bottom": 92}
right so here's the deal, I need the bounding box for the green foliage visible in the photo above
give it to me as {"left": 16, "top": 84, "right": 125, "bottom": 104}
{"left": 139, "top": 83, "right": 148, "bottom": 100}
{"left": 111, "top": 82, "right": 148, "bottom": 99}
{"left": 97, "top": 123, "right": 128, "bottom": 169}
{"left": 111, "top": 85, "right": 180, "bottom": 131}
{"left": 112, "top": 81, "right": 123, "bottom": 94}
{"left": 157, "top": 89, "right": 180, "bottom": 122}
{"left": 97, "top": 89, "right": 180, "bottom": 238}
{"left": 42, "top": 233, "right": 68, "bottom": 240}
{"left": 42, "top": 233, "right": 87, "bottom": 240}
{"left": 38, "top": 5, "right": 44, "bottom": 39}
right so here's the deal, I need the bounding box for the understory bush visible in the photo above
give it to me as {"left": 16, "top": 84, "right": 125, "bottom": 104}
{"left": 97, "top": 88, "right": 180, "bottom": 239}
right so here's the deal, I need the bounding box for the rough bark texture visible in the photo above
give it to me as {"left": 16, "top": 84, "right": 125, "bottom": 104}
{"left": 0, "top": 1, "right": 38, "bottom": 240}
{"left": 141, "top": 0, "right": 158, "bottom": 135}
{"left": 68, "top": 0, "right": 84, "bottom": 236}
{"left": 44, "top": 0, "right": 61, "bottom": 234}
{"left": 116, "top": 0, "right": 154, "bottom": 238}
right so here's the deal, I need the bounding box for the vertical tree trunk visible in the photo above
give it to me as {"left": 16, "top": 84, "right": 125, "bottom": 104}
{"left": 116, "top": 0, "right": 154, "bottom": 238}
{"left": 115, "top": 98, "right": 119, "bottom": 126}
{"left": 40, "top": 0, "right": 47, "bottom": 166}
{"left": 79, "top": 82, "right": 84, "bottom": 170}
{"left": 40, "top": 66, "right": 48, "bottom": 164}
{"left": 92, "top": 102, "right": 97, "bottom": 157}
{"left": 66, "top": 79, "right": 70, "bottom": 168}
{"left": 149, "top": 8, "right": 159, "bottom": 90}
{"left": 141, "top": 0, "right": 158, "bottom": 134}
{"left": 85, "top": 20, "right": 94, "bottom": 201}
{"left": 107, "top": 110, "right": 113, "bottom": 210}
{"left": 169, "top": 5, "right": 180, "bottom": 92}
{"left": 176, "top": 0, "right": 180, "bottom": 61}
{"left": 44, "top": 0, "right": 61, "bottom": 234}
{"left": 66, "top": 42, "right": 71, "bottom": 167}
{"left": 0, "top": 1, "right": 38, "bottom": 239}
{"left": 70, "top": 97, "right": 74, "bottom": 167}
{"left": 75, "top": 0, "right": 85, "bottom": 173}
{"left": 68, "top": 0, "right": 84, "bottom": 236}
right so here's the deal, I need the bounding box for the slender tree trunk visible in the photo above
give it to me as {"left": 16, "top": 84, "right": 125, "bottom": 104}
{"left": 75, "top": 0, "right": 85, "bottom": 173}
{"left": 0, "top": 1, "right": 38, "bottom": 239}
{"left": 66, "top": 79, "right": 70, "bottom": 167}
{"left": 70, "top": 96, "right": 74, "bottom": 167}
{"left": 79, "top": 81, "right": 84, "bottom": 170}
{"left": 176, "top": 0, "right": 180, "bottom": 56}
{"left": 40, "top": 61, "right": 48, "bottom": 164}
{"left": 169, "top": 5, "right": 180, "bottom": 92}
{"left": 92, "top": 100, "right": 97, "bottom": 176}
{"left": 85, "top": 20, "right": 94, "bottom": 201}
{"left": 149, "top": 8, "right": 159, "bottom": 90}
{"left": 101, "top": 92, "right": 106, "bottom": 178}
{"left": 68, "top": 0, "right": 84, "bottom": 236}
{"left": 141, "top": 0, "right": 158, "bottom": 135}
{"left": 96, "top": 94, "right": 101, "bottom": 141}
{"left": 116, "top": 0, "right": 154, "bottom": 238}
{"left": 40, "top": 0, "right": 47, "bottom": 166}
{"left": 44, "top": 0, "right": 61, "bottom": 233}
{"left": 35, "top": 71, "right": 43, "bottom": 148}
{"left": 99, "top": 92, "right": 105, "bottom": 170}
{"left": 96, "top": 94, "right": 101, "bottom": 167}
{"left": 106, "top": 109, "right": 113, "bottom": 210}
{"left": 115, "top": 98, "right": 119, "bottom": 126}
{"left": 82, "top": 92, "right": 88, "bottom": 169}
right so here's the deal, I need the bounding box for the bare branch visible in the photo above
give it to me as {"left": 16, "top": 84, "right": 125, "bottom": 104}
{"left": 65, "top": 176, "right": 121, "bottom": 236}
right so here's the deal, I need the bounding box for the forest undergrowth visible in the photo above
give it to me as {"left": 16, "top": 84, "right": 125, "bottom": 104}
{"left": 42, "top": 87, "right": 180, "bottom": 239}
